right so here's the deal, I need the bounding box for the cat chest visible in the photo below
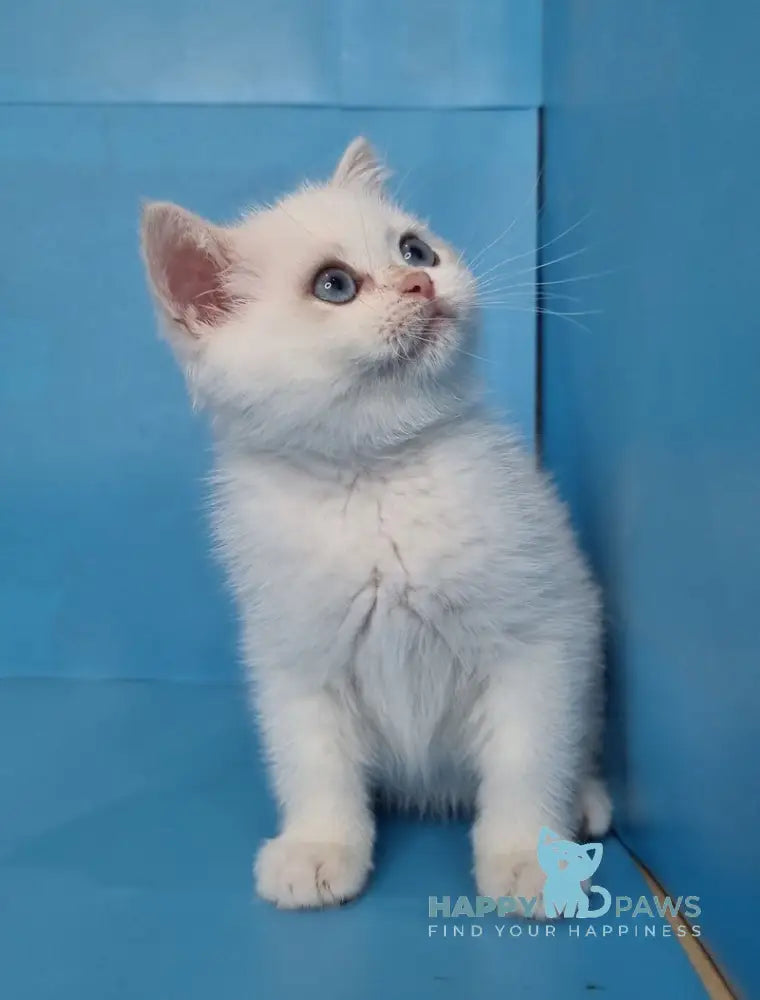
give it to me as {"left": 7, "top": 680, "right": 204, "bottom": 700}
{"left": 292, "top": 483, "right": 456, "bottom": 598}
{"left": 236, "top": 470, "right": 485, "bottom": 659}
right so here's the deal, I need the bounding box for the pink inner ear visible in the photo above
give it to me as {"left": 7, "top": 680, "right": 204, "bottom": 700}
{"left": 165, "top": 241, "right": 232, "bottom": 327}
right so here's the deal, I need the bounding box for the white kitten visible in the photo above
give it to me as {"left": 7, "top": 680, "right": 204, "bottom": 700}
{"left": 141, "top": 138, "right": 611, "bottom": 913}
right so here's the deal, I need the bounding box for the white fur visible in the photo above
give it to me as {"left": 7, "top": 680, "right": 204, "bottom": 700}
{"left": 141, "top": 138, "right": 610, "bottom": 912}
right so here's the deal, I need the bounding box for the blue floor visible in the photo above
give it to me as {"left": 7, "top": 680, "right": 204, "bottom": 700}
{"left": 0, "top": 679, "right": 707, "bottom": 999}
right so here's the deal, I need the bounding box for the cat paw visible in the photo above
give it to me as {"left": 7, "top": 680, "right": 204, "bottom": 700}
{"left": 474, "top": 849, "right": 548, "bottom": 919}
{"left": 580, "top": 777, "right": 613, "bottom": 838}
{"left": 254, "top": 837, "right": 371, "bottom": 909}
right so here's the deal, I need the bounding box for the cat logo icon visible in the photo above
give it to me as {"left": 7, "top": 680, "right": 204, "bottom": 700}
{"left": 538, "top": 827, "right": 612, "bottom": 918}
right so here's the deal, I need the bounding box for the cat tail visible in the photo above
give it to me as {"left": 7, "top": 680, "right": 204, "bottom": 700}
{"left": 587, "top": 886, "right": 612, "bottom": 917}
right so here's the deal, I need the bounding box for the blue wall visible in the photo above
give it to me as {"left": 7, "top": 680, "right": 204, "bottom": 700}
{"left": 1, "top": 1, "right": 755, "bottom": 994}
{"left": 1, "top": 1, "right": 541, "bottom": 106}
{"left": 542, "top": 3, "right": 760, "bottom": 996}
{"left": 0, "top": 4, "right": 541, "bottom": 681}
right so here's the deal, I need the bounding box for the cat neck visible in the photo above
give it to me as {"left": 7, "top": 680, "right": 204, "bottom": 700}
{"left": 210, "top": 365, "right": 483, "bottom": 473}
{"left": 214, "top": 405, "right": 481, "bottom": 480}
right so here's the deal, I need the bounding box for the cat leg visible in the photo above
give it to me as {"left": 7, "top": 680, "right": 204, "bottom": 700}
{"left": 472, "top": 641, "right": 588, "bottom": 919}
{"left": 253, "top": 675, "right": 374, "bottom": 908}
{"left": 579, "top": 775, "right": 612, "bottom": 837}
{"left": 577, "top": 673, "right": 612, "bottom": 837}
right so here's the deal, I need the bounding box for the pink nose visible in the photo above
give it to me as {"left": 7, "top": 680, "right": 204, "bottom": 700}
{"left": 398, "top": 270, "right": 435, "bottom": 300}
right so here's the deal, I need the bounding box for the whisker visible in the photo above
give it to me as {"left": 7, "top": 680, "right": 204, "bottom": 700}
{"left": 481, "top": 304, "right": 599, "bottom": 333}
{"left": 449, "top": 345, "right": 495, "bottom": 366}
{"left": 391, "top": 166, "right": 414, "bottom": 202}
{"left": 474, "top": 212, "right": 592, "bottom": 286}
{"left": 466, "top": 217, "right": 521, "bottom": 271}
{"left": 357, "top": 295, "right": 383, "bottom": 318}
{"left": 467, "top": 165, "right": 544, "bottom": 270}
{"left": 477, "top": 289, "right": 583, "bottom": 305}
{"left": 278, "top": 204, "right": 320, "bottom": 242}
{"left": 485, "top": 305, "right": 601, "bottom": 316}
{"left": 535, "top": 268, "right": 619, "bottom": 285}
{"left": 479, "top": 269, "right": 619, "bottom": 293}
{"left": 490, "top": 246, "right": 589, "bottom": 281}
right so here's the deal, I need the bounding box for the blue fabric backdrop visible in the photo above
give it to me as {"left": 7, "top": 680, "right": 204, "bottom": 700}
{"left": 0, "top": 1, "right": 735, "bottom": 996}
{"left": 0, "top": 104, "right": 537, "bottom": 681}
{"left": 542, "top": 3, "right": 760, "bottom": 997}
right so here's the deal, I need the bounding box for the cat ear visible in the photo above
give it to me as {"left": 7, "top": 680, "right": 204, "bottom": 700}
{"left": 141, "top": 202, "right": 238, "bottom": 336}
{"left": 332, "top": 137, "right": 390, "bottom": 195}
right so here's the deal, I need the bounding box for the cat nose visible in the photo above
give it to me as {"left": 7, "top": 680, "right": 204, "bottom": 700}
{"left": 397, "top": 270, "right": 435, "bottom": 300}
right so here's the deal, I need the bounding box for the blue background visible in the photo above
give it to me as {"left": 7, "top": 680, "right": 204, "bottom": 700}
{"left": 542, "top": 3, "right": 760, "bottom": 997}
{"left": 0, "top": 105, "right": 537, "bottom": 681}
{"left": 1, "top": 0, "right": 755, "bottom": 996}
{"left": 1, "top": 0, "right": 541, "bottom": 106}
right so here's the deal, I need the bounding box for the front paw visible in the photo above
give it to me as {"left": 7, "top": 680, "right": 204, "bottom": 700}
{"left": 254, "top": 836, "right": 371, "bottom": 909}
{"left": 474, "top": 848, "right": 548, "bottom": 919}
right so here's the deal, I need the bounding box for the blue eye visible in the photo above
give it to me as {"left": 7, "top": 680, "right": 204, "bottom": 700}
{"left": 312, "top": 266, "right": 357, "bottom": 304}
{"left": 399, "top": 234, "right": 439, "bottom": 267}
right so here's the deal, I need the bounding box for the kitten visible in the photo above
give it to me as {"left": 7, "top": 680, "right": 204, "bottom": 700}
{"left": 141, "top": 137, "right": 611, "bottom": 914}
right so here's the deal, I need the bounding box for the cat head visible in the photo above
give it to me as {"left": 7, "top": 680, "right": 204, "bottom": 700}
{"left": 141, "top": 138, "right": 479, "bottom": 459}
{"left": 537, "top": 827, "right": 604, "bottom": 881}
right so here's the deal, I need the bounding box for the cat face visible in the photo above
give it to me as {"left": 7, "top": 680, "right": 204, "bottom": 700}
{"left": 537, "top": 827, "right": 604, "bottom": 881}
{"left": 141, "top": 138, "right": 479, "bottom": 457}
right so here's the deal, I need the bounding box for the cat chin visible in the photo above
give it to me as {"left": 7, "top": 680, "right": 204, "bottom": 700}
{"left": 372, "top": 322, "right": 461, "bottom": 380}
{"left": 373, "top": 345, "right": 451, "bottom": 379}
